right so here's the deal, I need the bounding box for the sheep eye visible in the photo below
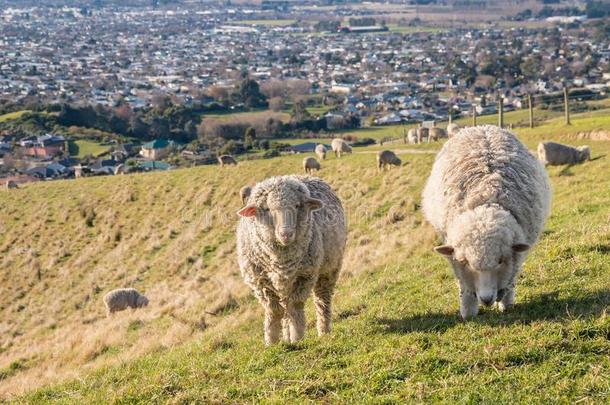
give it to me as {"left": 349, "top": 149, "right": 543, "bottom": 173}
{"left": 498, "top": 258, "right": 504, "bottom": 265}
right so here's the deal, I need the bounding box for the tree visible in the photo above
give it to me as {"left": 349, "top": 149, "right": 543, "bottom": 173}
{"left": 290, "top": 100, "right": 311, "bottom": 124}
{"left": 244, "top": 127, "right": 256, "bottom": 149}
{"left": 232, "top": 78, "right": 267, "bottom": 109}
{"left": 269, "top": 96, "right": 285, "bottom": 112}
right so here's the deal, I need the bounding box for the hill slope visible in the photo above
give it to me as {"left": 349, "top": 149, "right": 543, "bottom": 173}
{"left": 1, "top": 121, "right": 609, "bottom": 402}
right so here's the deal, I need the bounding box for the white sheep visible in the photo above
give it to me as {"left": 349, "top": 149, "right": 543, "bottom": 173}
{"left": 239, "top": 185, "right": 252, "bottom": 205}
{"left": 407, "top": 128, "right": 418, "bottom": 144}
{"left": 303, "top": 156, "right": 321, "bottom": 174}
{"left": 331, "top": 138, "right": 352, "bottom": 158}
{"left": 218, "top": 155, "right": 237, "bottom": 166}
{"left": 422, "top": 125, "right": 551, "bottom": 319}
{"left": 315, "top": 144, "right": 327, "bottom": 160}
{"left": 376, "top": 150, "right": 402, "bottom": 172}
{"left": 447, "top": 123, "right": 460, "bottom": 138}
{"left": 236, "top": 175, "right": 347, "bottom": 345}
{"left": 103, "top": 288, "right": 149, "bottom": 316}
{"left": 428, "top": 127, "right": 447, "bottom": 143}
{"left": 537, "top": 142, "right": 591, "bottom": 166}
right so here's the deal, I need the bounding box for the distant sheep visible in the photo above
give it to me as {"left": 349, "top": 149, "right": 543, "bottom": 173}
{"left": 114, "top": 164, "right": 127, "bottom": 175}
{"left": 376, "top": 150, "right": 402, "bottom": 171}
{"left": 5, "top": 180, "right": 18, "bottom": 190}
{"left": 428, "top": 127, "right": 447, "bottom": 143}
{"left": 422, "top": 125, "right": 551, "bottom": 319}
{"left": 331, "top": 138, "right": 352, "bottom": 158}
{"left": 103, "top": 288, "right": 149, "bottom": 316}
{"left": 407, "top": 128, "right": 418, "bottom": 144}
{"left": 218, "top": 155, "right": 237, "bottom": 166}
{"left": 315, "top": 144, "right": 327, "bottom": 160}
{"left": 417, "top": 127, "right": 429, "bottom": 144}
{"left": 303, "top": 156, "right": 321, "bottom": 174}
{"left": 239, "top": 185, "right": 252, "bottom": 204}
{"left": 236, "top": 175, "right": 347, "bottom": 345}
{"left": 537, "top": 142, "right": 591, "bottom": 166}
{"left": 447, "top": 123, "right": 460, "bottom": 138}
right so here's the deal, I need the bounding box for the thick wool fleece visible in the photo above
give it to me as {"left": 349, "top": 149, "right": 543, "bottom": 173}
{"left": 236, "top": 175, "right": 347, "bottom": 344}
{"left": 103, "top": 288, "right": 148, "bottom": 315}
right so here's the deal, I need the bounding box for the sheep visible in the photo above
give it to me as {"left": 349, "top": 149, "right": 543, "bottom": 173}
{"left": 239, "top": 185, "right": 252, "bottom": 205}
{"left": 407, "top": 128, "right": 418, "bottom": 144}
{"left": 236, "top": 175, "right": 347, "bottom": 345}
{"left": 422, "top": 125, "right": 551, "bottom": 319}
{"left": 218, "top": 155, "right": 237, "bottom": 166}
{"left": 417, "top": 127, "right": 429, "bottom": 144}
{"left": 537, "top": 141, "right": 591, "bottom": 166}
{"left": 428, "top": 127, "right": 447, "bottom": 143}
{"left": 103, "top": 288, "right": 149, "bottom": 316}
{"left": 447, "top": 123, "right": 460, "bottom": 138}
{"left": 5, "top": 180, "right": 18, "bottom": 190}
{"left": 331, "top": 138, "right": 352, "bottom": 158}
{"left": 315, "top": 144, "right": 327, "bottom": 160}
{"left": 376, "top": 150, "right": 402, "bottom": 172}
{"left": 303, "top": 156, "right": 321, "bottom": 174}
{"left": 114, "top": 164, "right": 127, "bottom": 175}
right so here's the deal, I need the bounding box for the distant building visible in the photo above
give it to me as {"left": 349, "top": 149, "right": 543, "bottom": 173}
{"left": 139, "top": 139, "right": 176, "bottom": 160}
{"left": 21, "top": 134, "right": 66, "bottom": 158}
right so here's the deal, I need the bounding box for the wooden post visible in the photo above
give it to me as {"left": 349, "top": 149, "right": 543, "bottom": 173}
{"left": 564, "top": 87, "right": 570, "bottom": 125}
{"left": 498, "top": 95, "right": 504, "bottom": 129}
{"left": 527, "top": 94, "right": 534, "bottom": 128}
{"left": 448, "top": 104, "right": 452, "bottom": 125}
{"left": 472, "top": 105, "right": 477, "bottom": 126}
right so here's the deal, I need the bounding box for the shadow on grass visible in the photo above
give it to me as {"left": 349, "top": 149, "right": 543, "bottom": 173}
{"left": 376, "top": 289, "right": 610, "bottom": 334}
{"left": 589, "top": 154, "right": 606, "bottom": 162}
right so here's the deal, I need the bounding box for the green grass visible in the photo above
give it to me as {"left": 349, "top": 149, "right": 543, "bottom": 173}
{"left": 2, "top": 116, "right": 610, "bottom": 402}
{"left": 68, "top": 140, "right": 110, "bottom": 158}
{"left": 0, "top": 110, "right": 30, "bottom": 123}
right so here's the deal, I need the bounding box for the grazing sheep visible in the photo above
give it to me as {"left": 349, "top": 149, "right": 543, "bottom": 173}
{"left": 303, "top": 156, "right": 321, "bottom": 174}
{"left": 447, "top": 123, "right": 460, "bottom": 138}
{"left": 422, "top": 125, "right": 551, "bottom": 319}
{"left": 239, "top": 185, "right": 252, "bottom": 204}
{"left": 218, "top": 155, "right": 237, "bottom": 166}
{"left": 315, "top": 144, "right": 327, "bottom": 160}
{"left": 331, "top": 138, "right": 352, "bottom": 158}
{"left": 417, "top": 127, "right": 429, "bottom": 144}
{"left": 5, "top": 180, "right": 18, "bottom": 190}
{"left": 103, "top": 288, "right": 149, "bottom": 316}
{"left": 236, "top": 175, "right": 347, "bottom": 345}
{"left": 407, "top": 128, "right": 418, "bottom": 144}
{"left": 114, "top": 164, "right": 127, "bottom": 175}
{"left": 428, "top": 127, "right": 447, "bottom": 143}
{"left": 537, "top": 142, "right": 591, "bottom": 166}
{"left": 377, "top": 150, "right": 402, "bottom": 172}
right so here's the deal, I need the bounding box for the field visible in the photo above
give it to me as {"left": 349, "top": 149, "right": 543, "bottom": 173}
{"left": 0, "top": 110, "right": 30, "bottom": 123}
{"left": 67, "top": 140, "right": 110, "bottom": 159}
{"left": 1, "top": 116, "right": 609, "bottom": 402}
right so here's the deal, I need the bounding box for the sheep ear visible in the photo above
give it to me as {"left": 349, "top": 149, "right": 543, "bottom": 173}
{"left": 305, "top": 198, "right": 323, "bottom": 211}
{"left": 237, "top": 205, "right": 257, "bottom": 217}
{"left": 512, "top": 243, "right": 530, "bottom": 253}
{"left": 434, "top": 245, "right": 454, "bottom": 257}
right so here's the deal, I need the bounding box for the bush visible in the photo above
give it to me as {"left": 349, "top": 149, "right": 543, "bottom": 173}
{"left": 352, "top": 137, "right": 376, "bottom": 147}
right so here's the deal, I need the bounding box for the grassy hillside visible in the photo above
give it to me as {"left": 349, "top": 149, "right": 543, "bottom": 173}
{"left": 0, "top": 111, "right": 30, "bottom": 123}
{"left": 1, "top": 120, "right": 609, "bottom": 402}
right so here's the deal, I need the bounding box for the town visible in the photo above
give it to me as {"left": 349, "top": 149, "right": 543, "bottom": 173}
{"left": 1, "top": 0, "right": 609, "bottom": 184}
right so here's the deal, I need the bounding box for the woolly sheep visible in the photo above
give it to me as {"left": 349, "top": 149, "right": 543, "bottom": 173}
{"left": 218, "top": 155, "right": 237, "bottom": 166}
{"left": 236, "top": 175, "right": 347, "bottom": 345}
{"left": 303, "top": 156, "right": 321, "bottom": 174}
{"left": 239, "top": 185, "right": 252, "bottom": 205}
{"left": 376, "top": 150, "right": 402, "bottom": 172}
{"left": 103, "top": 288, "right": 149, "bottom": 316}
{"left": 417, "top": 127, "right": 429, "bottom": 144}
{"left": 315, "top": 144, "right": 327, "bottom": 160}
{"left": 428, "top": 127, "right": 447, "bottom": 143}
{"left": 447, "top": 123, "right": 460, "bottom": 138}
{"left": 422, "top": 125, "right": 551, "bottom": 319}
{"left": 537, "top": 142, "right": 591, "bottom": 166}
{"left": 331, "top": 138, "right": 352, "bottom": 158}
{"left": 6, "top": 180, "right": 18, "bottom": 190}
{"left": 407, "top": 128, "right": 418, "bottom": 144}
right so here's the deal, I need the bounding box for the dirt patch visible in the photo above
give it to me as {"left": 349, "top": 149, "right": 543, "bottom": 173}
{"left": 570, "top": 131, "right": 610, "bottom": 141}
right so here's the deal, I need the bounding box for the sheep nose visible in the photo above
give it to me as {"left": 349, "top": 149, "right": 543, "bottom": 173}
{"left": 277, "top": 229, "right": 295, "bottom": 244}
{"left": 480, "top": 295, "right": 495, "bottom": 306}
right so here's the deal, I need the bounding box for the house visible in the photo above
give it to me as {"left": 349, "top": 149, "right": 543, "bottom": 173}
{"left": 22, "top": 134, "right": 66, "bottom": 158}
{"left": 139, "top": 139, "right": 176, "bottom": 160}
{"left": 139, "top": 160, "right": 171, "bottom": 171}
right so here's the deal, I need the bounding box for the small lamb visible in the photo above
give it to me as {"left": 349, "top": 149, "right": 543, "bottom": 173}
{"left": 315, "top": 144, "right": 327, "bottom": 160}
{"left": 218, "top": 155, "right": 237, "bottom": 166}
{"left": 376, "top": 150, "right": 402, "bottom": 172}
{"left": 303, "top": 156, "right": 321, "bottom": 174}
{"left": 537, "top": 141, "right": 591, "bottom": 166}
{"left": 103, "top": 288, "right": 149, "bottom": 316}
{"left": 422, "top": 125, "right": 551, "bottom": 319}
{"left": 428, "top": 127, "right": 447, "bottom": 143}
{"left": 236, "top": 175, "right": 347, "bottom": 345}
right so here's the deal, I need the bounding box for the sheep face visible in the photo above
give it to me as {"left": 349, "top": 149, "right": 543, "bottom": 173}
{"left": 238, "top": 180, "right": 323, "bottom": 246}
{"left": 435, "top": 206, "right": 529, "bottom": 307}
{"left": 136, "top": 295, "right": 149, "bottom": 308}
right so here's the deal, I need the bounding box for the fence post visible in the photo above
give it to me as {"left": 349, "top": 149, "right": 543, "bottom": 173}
{"left": 472, "top": 104, "right": 477, "bottom": 126}
{"left": 498, "top": 95, "right": 504, "bottom": 129}
{"left": 448, "top": 104, "right": 452, "bottom": 125}
{"left": 564, "top": 87, "right": 570, "bottom": 125}
{"left": 527, "top": 94, "right": 534, "bottom": 128}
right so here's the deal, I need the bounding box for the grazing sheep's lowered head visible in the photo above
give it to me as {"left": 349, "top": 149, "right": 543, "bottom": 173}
{"left": 237, "top": 176, "right": 323, "bottom": 247}
{"left": 434, "top": 204, "right": 530, "bottom": 306}
{"left": 136, "top": 294, "right": 149, "bottom": 307}
{"left": 577, "top": 145, "right": 591, "bottom": 161}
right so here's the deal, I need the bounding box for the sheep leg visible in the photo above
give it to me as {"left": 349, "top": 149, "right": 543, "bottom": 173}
{"left": 459, "top": 287, "right": 479, "bottom": 319}
{"left": 313, "top": 276, "right": 336, "bottom": 335}
{"left": 285, "top": 301, "right": 306, "bottom": 343}
{"left": 263, "top": 301, "right": 283, "bottom": 345}
{"left": 498, "top": 285, "right": 515, "bottom": 312}
{"left": 281, "top": 315, "right": 291, "bottom": 342}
